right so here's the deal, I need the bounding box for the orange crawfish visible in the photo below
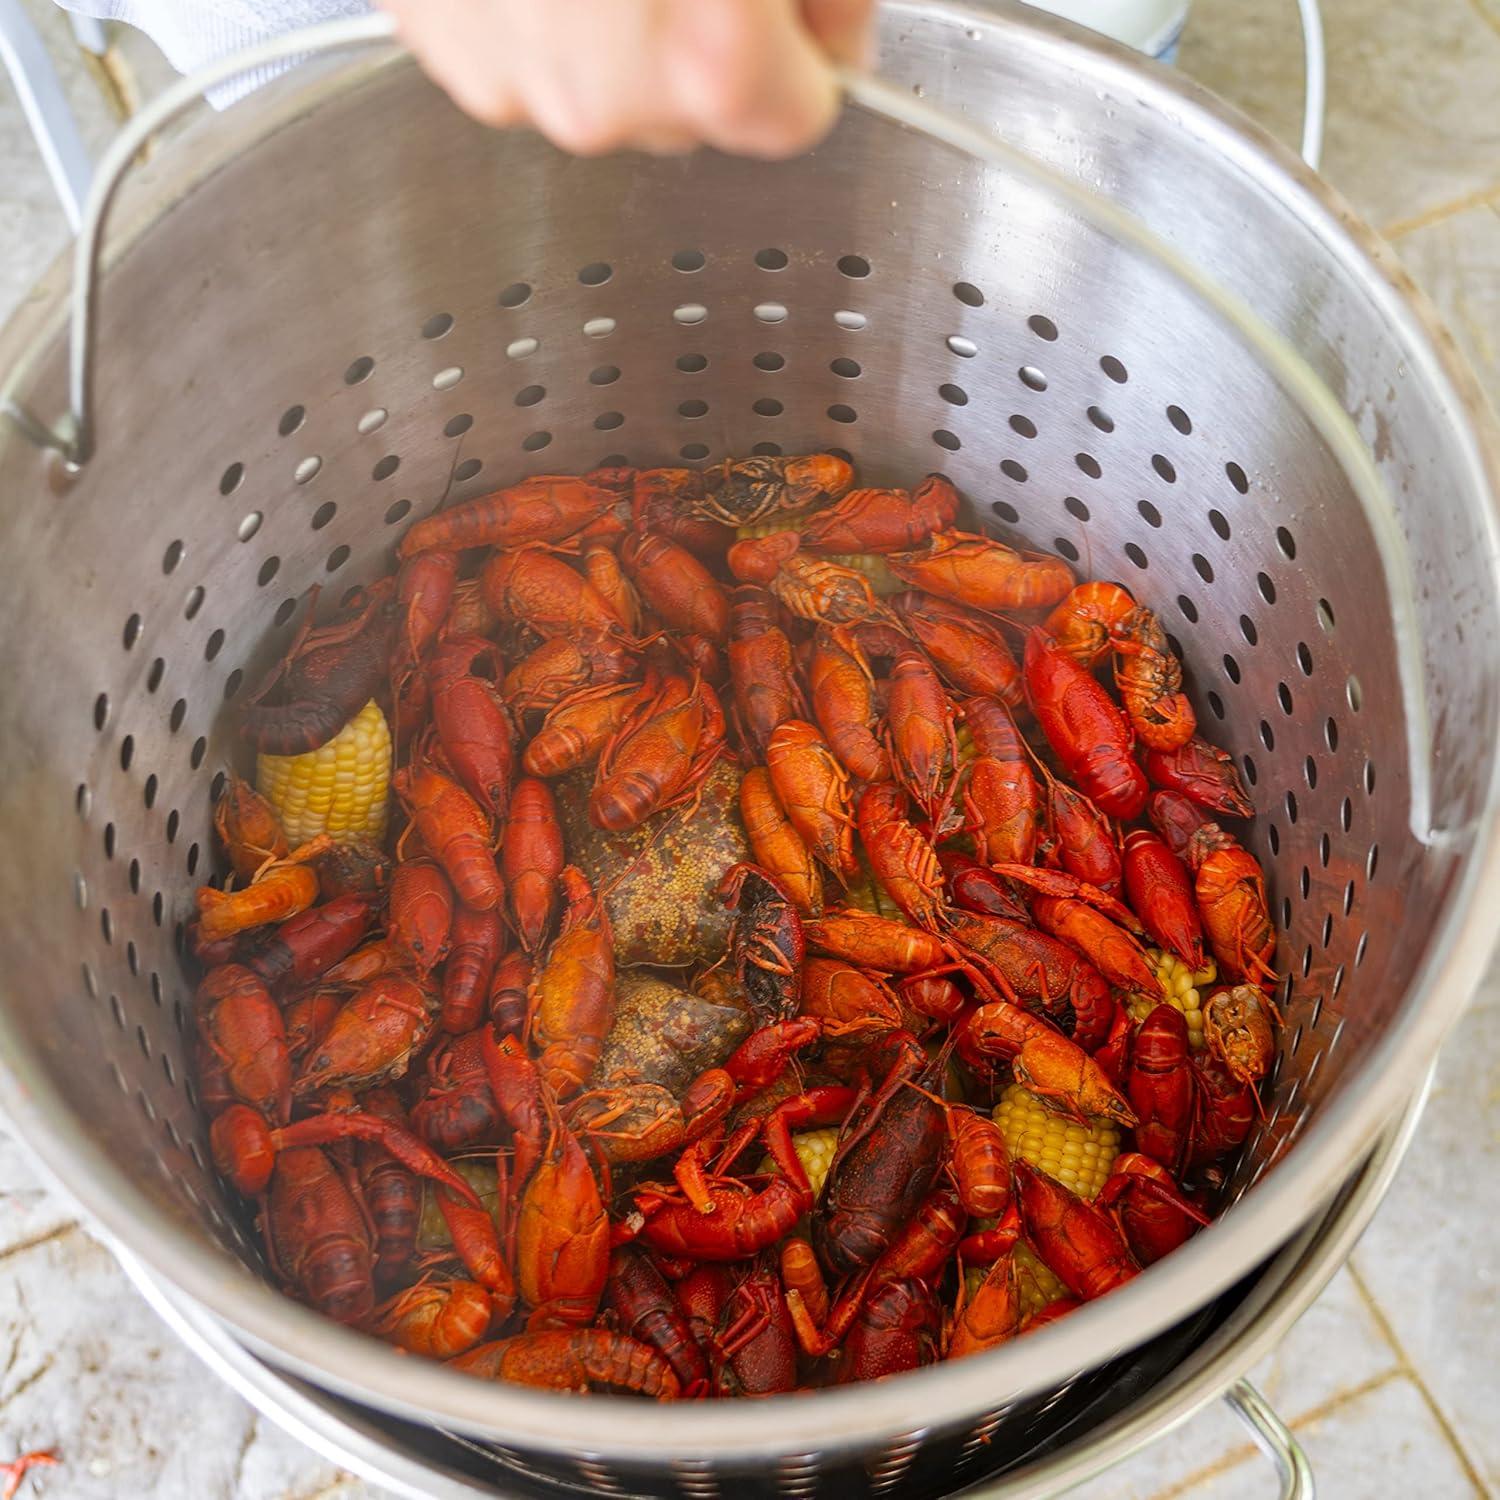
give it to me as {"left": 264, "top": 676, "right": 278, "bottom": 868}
{"left": 391, "top": 549, "right": 459, "bottom": 679}
{"left": 589, "top": 673, "right": 724, "bottom": 832}
{"left": 444, "top": 575, "right": 499, "bottom": 638}
{"left": 885, "top": 648, "right": 959, "bottom": 827}
{"left": 481, "top": 544, "right": 631, "bottom": 640}
{"left": 450, "top": 1330, "right": 681, "bottom": 1398}
{"left": 245, "top": 893, "right": 375, "bottom": 993}
{"left": 212, "top": 775, "right": 288, "bottom": 882}
{"left": 620, "top": 531, "right": 731, "bottom": 642}
{"left": 1143, "top": 735, "right": 1255, "bottom": 819}
{"left": 766, "top": 720, "right": 857, "bottom": 880}
{"left": 1185, "top": 820, "right": 1277, "bottom": 986}
{"left": 1127, "top": 1003, "right": 1196, "bottom": 1171}
{"left": 194, "top": 836, "right": 328, "bottom": 943}
{"left": 502, "top": 633, "right": 634, "bottom": 715}
{"left": 439, "top": 902, "right": 505, "bottom": 1034}
{"left": 393, "top": 764, "right": 503, "bottom": 913}
{"left": 1122, "top": 829, "right": 1205, "bottom": 969}
{"left": 523, "top": 681, "right": 641, "bottom": 779}
{"left": 631, "top": 467, "right": 732, "bottom": 557}
{"left": 195, "top": 963, "right": 290, "bottom": 1124}
{"left": 527, "top": 867, "right": 615, "bottom": 1098}
{"left": 371, "top": 1278, "right": 494, "bottom": 1359}
{"left": 294, "top": 974, "right": 435, "bottom": 1096}
{"left": 1204, "top": 984, "right": 1278, "bottom": 1084}
{"left": 1098, "top": 1153, "right": 1208, "bottom": 1265}
{"left": 803, "top": 908, "right": 947, "bottom": 975}
{"left": 398, "top": 475, "right": 615, "bottom": 557}
{"left": 800, "top": 473, "right": 959, "bottom": 554}
{"left": 388, "top": 857, "right": 454, "bottom": 972}
{"left": 887, "top": 530, "right": 1074, "bottom": 612}
{"left": 962, "top": 702, "right": 1039, "bottom": 868}
{"left": 425, "top": 635, "right": 515, "bottom": 821}
{"left": 728, "top": 531, "right": 903, "bottom": 630}
{"left": 957, "top": 1000, "right": 1135, "bottom": 1127}
{"left": 267, "top": 1145, "right": 375, "bottom": 1325}
{"left": 1025, "top": 627, "right": 1148, "bottom": 820}
{"left": 1044, "top": 580, "right": 1135, "bottom": 668}
{"left": 1045, "top": 772, "right": 1123, "bottom": 897}
{"left": 855, "top": 783, "right": 947, "bottom": 932}
{"left": 808, "top": 624, "right": 889, "bottom": 783}
{"left": 580, "top": 541, "right": 642, "bottom": 636}
{"left": 739, "top": 767, "right": 823, "bottom": 917}
{"left": 948, "top": 1247, "right": 1021, "bottom": 1359}
{"left": 1111, "top": 605, "right": 1196, "bottom": 751}
{"left": 503, "top": 776, "right": 565, "bottom": 952}
{"left": 949, "top": 1108, "right": 1012, "bottom": 1218}
{"left": 695, "top": 451, "right": 853, "bottom": 527}
{"left": 727, "top": 585, "right": 805, "bottom": 757}
{"left": 1013, "top": 1161, "right": 1138, "bottom": 1301}
{"left": 893, "top": 591, "right": 1023, "bottom": 706}
{"left": 798, "top": 956, "right": 904, "bottom": 1037}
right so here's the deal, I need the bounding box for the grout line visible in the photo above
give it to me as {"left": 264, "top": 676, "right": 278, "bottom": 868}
{"left": 1347, "top": 1261, "right": 1491, "bottom": 1498}
{"left": 1382, "top": 183, "right": 1500, "bottom": 241}
{"left": 0, "top": 1223, "right": 78, "bottom": 1268}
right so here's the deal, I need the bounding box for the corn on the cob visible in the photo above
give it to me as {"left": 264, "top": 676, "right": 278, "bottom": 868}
{"left": 962, "top": 1239, "right": 1069, "bottom": 1320}
{"left": 1125, "top": 947, "right": 1215, "bottom": 1049}
{"left": 760, "top": 1127, "right": 840, "bottom": 1198}
{"left": 255, "top": 699, "right": 391, "bottom": 845}
{"left": 822, "top": 552, "right": 903, "bottom": 597}
{"left": 993, "top": 1082, "right": 1121, "bottom": 1200}
{"left": 843, "top": 860, "right": 905, "bottom": 922}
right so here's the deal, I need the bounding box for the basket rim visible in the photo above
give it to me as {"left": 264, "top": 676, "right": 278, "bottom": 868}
{"left": 3, "top": 0, "right": 1499, "bottom": 1458}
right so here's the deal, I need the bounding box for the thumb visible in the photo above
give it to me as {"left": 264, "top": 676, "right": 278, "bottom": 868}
{"left": 800, "top": 0, "right": 876, "bottom": 67}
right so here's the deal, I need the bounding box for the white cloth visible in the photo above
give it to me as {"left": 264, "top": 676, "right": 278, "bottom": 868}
{"left": 54, "top": 0, "right": 372, "bottom": 103}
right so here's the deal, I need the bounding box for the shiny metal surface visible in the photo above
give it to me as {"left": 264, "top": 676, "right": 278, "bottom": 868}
{"left": 1, "top": 0, "right": 1498, "bottom": 1492}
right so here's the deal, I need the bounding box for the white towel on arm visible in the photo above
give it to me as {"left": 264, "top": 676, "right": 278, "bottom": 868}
{"left": 54, "top": 0, "right": 373, "bottom": 103}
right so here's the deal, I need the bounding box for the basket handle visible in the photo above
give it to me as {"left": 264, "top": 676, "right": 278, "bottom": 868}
{"left": 0, "top": 4, "right": 1451, "bottom": 850}
{"left": 1226, "top": 1380, "right": 1315, "bottom": 1500}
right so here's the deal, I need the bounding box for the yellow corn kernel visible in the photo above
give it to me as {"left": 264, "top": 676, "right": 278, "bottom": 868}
{"left": 760, "top": 1127, "right": 840, "bottom": 1199}
{"left": 822, "top": 552, "right": 904, "bottom": 597}
{"left": 993, "top": 1083, "right": 1121, "bottom": 1200}
{"left": 256, "top": 699, "right": 391, "bottom": 846}
{"left": 843, "top": 861, "right": 904, "bottom": 922}
{"left": 962, "top": 1241, "right": 1069, "bottom": 1321}
{"left": 1125, "top": 947, "right": 1214, "bottom": 1049}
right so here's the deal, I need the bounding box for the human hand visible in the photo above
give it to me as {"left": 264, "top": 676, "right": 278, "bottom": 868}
{"left": 379, "top": 0, "right": 875, "bottom": 157}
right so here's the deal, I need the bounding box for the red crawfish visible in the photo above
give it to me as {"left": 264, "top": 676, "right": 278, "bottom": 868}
{"left": 800, "top": 473, "right": 959, "bottom": 554}
{"left": 604, "top": 1246, "right": 710, "bottom": 1396}
{"left": 589, "top": 673, "right": 724, "bottom": 833}
{"left": 399, "top": 475, "right": 616, "bottom": 556}
{"left": 1044, "top": 581, "right": 1135, "bottom": 668}
{"left": 391, "top": 549, "right": 459, "bottom": 677}
{"left": 1189, "top": 1054, "right": 1256, "bottom": 1166}
{"left": 489, "top": 950, "right": 532, "bottom": 1036}
{"left": 282, "top": 987, "right": 343, "bottom": 1071}
{"left": 411, "top": 1029, "right": 501, "bottom": 1152}
{"left": 739, "top": 767, "right": 823, "bottom": 917}
{"left": 893, "top": 592, "right": 1023, "bottom": 706}
{"left": 944, "top": 908, "right": 1116, "bottom": 1052}
{"left": 1025, "top": 627, "right": 1147, "bottom": 820}
{"left": 503, "top": 776, "right": 565, "bottom": 952}
{"left": 444, "top": 576, "right": 498, "bottom": 638}
{"left": 814, "top": 1041, "right": 948, "bottom": 1275}
{"left": 1127, "top": 1004, "right": 1195, "bottom": 1171}
{"left": 481, "top": 544, "right": 631, "bottom": 640}
{"left": 942, "top": 851, "right": 1030, "bottom": 923}
{"left": 619, "top": 531, "right": 731, "bottom": 642}
{"left": 1111, "top": 605, "right": 1196, "bottom": 751}
{"left": 695, "top": 451, "right": 853, "bottom": 527}
{"left": 483, "top": 1030, "right": 548, "bottom": 1198}
{"left": 766, "top": 720, "right": 857, "bottom": 879}
{"left": 961, "top": 696, "right": 1039, "bottom": 867}
{"left": 957, "top": 1000, "right": 1136, "bottom": 1128}
{"left": 1045, "top": 774, "right": 1123, "bottom": 898}
{"left": 523, "top": 681, "right": 641, "bottom": 779}
{"left": 1098, "top": 1153, "right": 1208, "bottom": 1265}
{"left": 948, "top": 1247, "right": 1022, "bottom": 1359}
{"left": 1204, "top": 985, "right": 1278, "bottom": 1084}
{"left": 213, "top": 775, "right": 289, "bottom": 881}
{"left": 808, "top": 624, "right": 889, "bottom": 783}
{"left": 887, "top": 531, "right": 1074, "bottom": 612}
{"left": 726, "top": 584, "right": 805, "bottom": 756}
{"left": 949, "top": 1109, "right": 1012, "bottom": 1218}
{"left": 1186, "top": 821, "right": 1278, "bottom": 986}
{"left": 1014, "top": 1161, "right": 1138, "bottom": 1301}
{"left": 425, "top": 635, "right": 514, "bottom": 820}
{"left": 885, "top": 648, "right": 959, "bottom": 827}
{"left": 527, "top": 867, "right": 615, "bottom": 1098}
{"left": 728, "top": 531, "right": 903, "bottom": 630}
{"left": 515, "top": 1107, "right": 610, "bottom": 1329}
{"left": 1143, "top": 735, "right": 1254, "bottom": 819}
{"left": 358, "top": 1087, "right": 425, "bottom": 1287}
{"left": 266, "top": 1145, "right": 374, "bottom": 1325}
{"left": 294, "top": 974, "right": 435, "bottom": 1097}
{"left": 855, "top": 783, "right": 946, "bottom": 932}
{"left": 1031, "top": 890, "right": 1157, "bottom": 993}
{"left": 371, "top": 1278, "right": 493, "bottom": 1360}
{"left": 240, "top": 580, "right": 396, "bottom": 755}
{"left": 244, "top": 895, "right": 374, "bottom": 994}
{"left": 451, "top": 1330, "right": 680, "bottom": 1397}
{"left": 673, "top": 1261, "right": 798, "bottom": 1397}
{"left": 502, "top": 633, "right": 634, "bottom": 715}
{"left": 580, "top": 541, "right": 642, "bottom": 636}
{"left": 631, "top": 467, "right": 733, "bottom": 557}
{"left": 721, "top": 863, "right": 805, "bottom": 1024}
{"left": 393, "top": 764, "right": 503, "bottom": 912}
{"left": 439, "top": 903, "right": 505, "bottom": 1034}
{"left": 1123, "top": 829, "right": 1206, "bottom": 969}
{"left": 195, "top": 964, "right": 289, "bottom": 1124}
{"left": 194, "top": 838, "right": 327, "bottom": 943}
{"left": 798, "top": 956, "right": 905, "bottom": 1037}
{"left": 834, "top": 1278, "right": 941, "bottom": 1383}
{"left": 804, "top": 908, "right": 948, "bottom": 976}
{"left": 388, "top": 857, "right": 454, "bottom": 972}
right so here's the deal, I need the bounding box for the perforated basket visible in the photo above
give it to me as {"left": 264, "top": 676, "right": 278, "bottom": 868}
{"left": 2, "top": 3, "right": 1499, "bottom": 1496}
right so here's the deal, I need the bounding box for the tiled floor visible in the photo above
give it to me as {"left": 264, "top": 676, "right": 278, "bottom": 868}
{"left": 1, "top": 0, "right": 1499, "bottom": 1496}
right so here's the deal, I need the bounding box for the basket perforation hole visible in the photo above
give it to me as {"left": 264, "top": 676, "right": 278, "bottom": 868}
{"left": 210, "top": 771, "right": 226, "bottom": 803}
{"left": 1123, "top": 542, "right": 1149, "bottom": 570}
{"left": 118, "top": 735, "right": 134, "bottom": 772}
{"left": 1166, "top": 404, "right": 1192, "bottom": 435}
{"left": 577, "top": 263, "right": 612, "bottom": 287}
{"left": 1300, "top": 944, "right": 1313, "bottom": 978}
{"left": 751, "top": 442, "right": 783, "bottom": 457}
{"left": 594, "top": 412, "right": 624, "bottom": 431}
{"left": 1304, "top": 755, "right": 1318, "bottom": 789}
{"left": 1208, "top": 509, "right": 1231, "bottom": 541}
{"left": 1192, "top": 553, "right": 1215, "bottom": 583}
{"left": 1138, "top": 499, "right": 1162, "bottom": 528}
{"left": 357, "top": 408, "right": 387, "bottom": 435}
{"left": 1277, "top": 681, "right": 1294, "bottom": 715}
{"left": 135, "top": 1023, "right": 151, "bottom": 1062}
{"left": 128, "top": 858, "right": 141, "bottom": 894}
{"left": 1321, "top": 911, "right": 1334, "bottom": 948}
{"left": 583, "top": 317, "right": 616, "bottom": 339}
{"left": 310, "top": 501, "right": 338, "bottom": 531}
{"left": 1009, "top": 414, "right": 1037, "bottom": 438}
{"left": 73, "top": 872, "right": 87, "bottom": 910}
{"left": 1298, "top": 865, "right": 1310, "bottom": 899}
{"left": 432, "top": 366, "right": 465, "bottom": 391}
{"left": 162, "top": 1054, "right": 176, "bottom": 1088}
{"left": 1225, "top": 461, "right": 1249, "bottom": 493}
{"left": 372, "top": 455, "right": 401, "bottom": 482}
{"left": 752, "top": 398, "right": 783, "bottom": 418}
{"left": 1177, "top": 594, "right": 1198, "bottom": 623}
{"left": 326, "top": 544, "right": 352, "bottom": 571}
{"left": 1028, "top": 314, "right": 1059, "bottom": 341}
{"left": 755, "top": 248, "right": 789, "bottom": 272}
{"left": 933, "top": 430, "right": 961, "bottom": 451}
{"left": 165, "top": 808, "right": 180, "bottom": 843}
{"left": 1341, "top": 797, "right": 1353, "bottom": 832}
{"left": 1266, "top": 823, "right": 1280, "bottom": 857}
{"left": 499, "top": 282, "right": 531, "bottom": 307}
{"left": 941, "top": 383, "right": 970, "bottom": 407}
{"left": 1259, "top": 720, "right": 1275, "bottom": 751}
{"left": 680, "top": 443, "right": 710, "bottom": 461}
{"left": 830, "top": 358, "right": 860, "bottom": 378}
{"left": 991, "top": 501, "right": 1019, "bottom": 524}
{"left": 1053, "top": 538, "right": 1081, "bottom": 563}
{"left": 1099, "top": 354, "right": 1127, "bottom": 382}
{"left": 1319, "top": 832, "right": 1331, "bottom": 868}
{"left": 1285, "top": 789, "right": 1299, "bottom": 823}
{"left": 204, "top": 629, "right": 225, "bottom": 662}
{"left": 1297, "top": 642, "right": 1315, "bottom": 676}
{"left": 1151, "top": 454, "right": 1176, "bottom": 484}
{"left": 837, "top": 254, "right": 871, "bottom": 278}
{"left": 752, "top": 352, "right": 787, "bottom": 373}
{"left": 146, "top": 658, "right": 164, "bottom": 693}
{"left": 100, "top": 907, "right": 113, "bottom": 945}
{"left": 384, "top": 499, "right": 412, "bottom": 526}
{"left": 256, "top": 557, "right": 280, "bottom": 588}
{"left": 947, "top": 335, "right": 977, "bottom": 358}
{"left": 186, "top": 841, "right": 201, "bottom": 876}
{"left": 1241, "top": 616, "right": 1259, "bottom": 647}
{"left": 1275, "top": 525, "right": 1297, "bottom": 560}
{"left": 1317, "top": 598, "right": 1336, "bottom": 633}
{"left": 76, "top": 782, "right": 91, "bottom": 818}
{"left": 102, "top": 822, "right": 116, "bottom": 860}
{"left": 1000, "top": 459, "right": 1028, "bottom": 483}
{"left": 1366, "top": 842, "right": 1380, "bottom": 879}
{"left": 168, "top": 699, "right": 186, "bottom": 734}
{"left": 678, "top": 399, "right": 709, "bottom": 420}
{"left": 1343, "top": 879, "right": 1355, "bottom": 915}
{"left": 1355, "top": 931, "right": 1370, "bottom": 966}
{"left": 1019, "top": 365, "right": 1047, "bottom": 391}
{"left": 277, "top": 404, "right": 306, "bottom": 438}
{"left": 828, "top": 405, "right": 858, "bottom": 425}
{"left": 343, "top": 355, "right": 375, "bottom": 384}
{"left": 514, "top": 385, "right": 546, "bottom": 408}
{"left": 1279, "top": 893, "right": 1292, "bottom": 929}
{"left": 142, "top": 775, "right": 157, "bottom": 810}
{"left": 835, "top": 310, "right": 868, "bottom": 332}
{"left": 1242, "top": 754, "right": 1258, "bottom": 787}
{"left": 1087, "top": 405, "right": 1114, "bottom": 433}
{"left": 161, "top": 540, "right": 185, "bottom": 575}
{"left": 754, "top": 303, "right": 789, "bottom": 325}
{"left": 236, "top": 511, "right": 262, "bottom": 543}
{"left": 1064, "top": 496, "right": 1090, "bottom": 523}
{"left": 1222, "top": 653, "right": 1241, "bottom": 685}
{"left": 953, "top": 282, "right": 984, "bottom": 307}
{"left": 1206, "top": 690, "right": 1225, "bottom": 720}
{"left": 1074, "top": 452, "right": 1101, "bottom": 479}
{"left": 109, "top": 992, "right": 125, "bottom": 1030}
{"left": 294, "top": 455, "right": 322, "bottom": 484}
